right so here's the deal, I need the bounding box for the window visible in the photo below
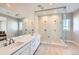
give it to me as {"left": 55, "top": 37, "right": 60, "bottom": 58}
{"left": 73, "top": 16, "right": 79, "bottom": 31}
{"left": 63, "top": 19, "right": 70, "bottom": 31}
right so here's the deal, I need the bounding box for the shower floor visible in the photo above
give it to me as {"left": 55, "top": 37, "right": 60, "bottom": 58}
{"left": 34, "top": 42, "right": 79, "bottom": 55}
{"left": 40, "top": 38, "right": 66, "bottom": 46}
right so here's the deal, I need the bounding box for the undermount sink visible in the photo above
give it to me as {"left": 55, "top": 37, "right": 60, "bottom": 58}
{"left": 0, "top": 42, "right": 24, "bottom": 53}
{"left": 8, "top": 42, "right": 24, "bottom": 48}
{"left": 2, "top": 42, "right": 24, "bottom": 49}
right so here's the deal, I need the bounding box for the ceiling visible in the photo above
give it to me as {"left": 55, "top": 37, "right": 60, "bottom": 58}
{"left": 0, "top": 3, "right": 79, "bottom": 17}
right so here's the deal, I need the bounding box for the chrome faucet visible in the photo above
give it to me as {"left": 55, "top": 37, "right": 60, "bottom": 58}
{"left": 9, "top": 38, "right": 15, "bottom": 45}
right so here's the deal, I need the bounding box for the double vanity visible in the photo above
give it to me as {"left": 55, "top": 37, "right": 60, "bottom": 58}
{"left": 0, "top": 34, "right": 40, "bottom": 55}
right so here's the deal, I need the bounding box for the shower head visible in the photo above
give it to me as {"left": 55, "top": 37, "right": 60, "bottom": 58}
{"left": 37, "top": 5, "right": 44, "bottom": 10}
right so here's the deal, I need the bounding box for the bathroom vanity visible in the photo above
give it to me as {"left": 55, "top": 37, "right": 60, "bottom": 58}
{"left": 0, "top": 34, "right": 40, "bottom": 55}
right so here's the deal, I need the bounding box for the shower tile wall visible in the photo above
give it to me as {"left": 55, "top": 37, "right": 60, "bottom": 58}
{"left": 23, "top": 19, "right": 34, "bottom": 35}
{"left": 38, "top": 14, "right": 62, "bottom": 44}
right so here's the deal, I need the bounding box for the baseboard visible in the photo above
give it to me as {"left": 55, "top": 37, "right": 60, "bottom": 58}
{"left": 41, "top": 42, "right": 67, "bottom": 47}
{"left": 66, "top": 40, "right": 79, "bottom": 46}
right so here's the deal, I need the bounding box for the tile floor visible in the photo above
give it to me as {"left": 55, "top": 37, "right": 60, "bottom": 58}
{"left": 35, "top": 42, "right": 79, "bottom": 55}
{"left": 41, "top": 38, "right": 66, "bottom": 46}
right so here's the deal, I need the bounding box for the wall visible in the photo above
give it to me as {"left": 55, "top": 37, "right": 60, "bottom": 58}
{"left": 38, "top": 14, "right": 63, "bottom": 44}
{"left": 72, "top": 9, "right": 79, "bottom": 43}
{"left": 22, "top": 18, "right": 34, "bottom": 35}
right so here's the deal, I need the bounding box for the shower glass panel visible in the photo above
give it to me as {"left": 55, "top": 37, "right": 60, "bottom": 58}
{"left": 35, "top": 7, "right": 67, "bottom": 45}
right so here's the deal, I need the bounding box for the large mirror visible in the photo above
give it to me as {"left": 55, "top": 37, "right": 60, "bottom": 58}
{"left": 0, "top": 15, "right": 23, "bottom": 39}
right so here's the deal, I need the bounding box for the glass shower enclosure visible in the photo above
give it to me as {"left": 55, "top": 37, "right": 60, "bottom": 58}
{"left": 34, "top": 6, "right": 67, "bottom": 46}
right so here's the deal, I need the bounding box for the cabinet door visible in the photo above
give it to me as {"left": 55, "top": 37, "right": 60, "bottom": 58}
{"left": 13, "top": 43, "right": 31, "bottom": 55}
{"left": 13, "top": 35, "right": 40, "bottom": 55}
{"left": 20, "top": 43, "right": 31, "bottom": 55}
{"left": 20, "top": 46, "right": 31, "bottom": 55}
{"left": 13, "top": 46, "right": 27, "bottom": 55}
{"left": 30, "top": 38, "right": 40, "bottom": 54}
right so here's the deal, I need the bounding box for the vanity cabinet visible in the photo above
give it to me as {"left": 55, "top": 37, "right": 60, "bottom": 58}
{"left": 30, "top": 35, "right": 40, "bottom": 54}
{"left": 0, "top": 31, "right": 7, "bottom": 41}
{"left": 19, "top": 42, "right": 31, "bottom": 55}
{"left": 12, "top": 35, "right": 40, "bottom": 55}
{"left": 13, "top": 42, "right": 31, "bottom": 55}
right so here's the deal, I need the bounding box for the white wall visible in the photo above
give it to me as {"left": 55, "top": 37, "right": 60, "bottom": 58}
{"left": 72, "top": 9, "right": 79, "bottom": 43}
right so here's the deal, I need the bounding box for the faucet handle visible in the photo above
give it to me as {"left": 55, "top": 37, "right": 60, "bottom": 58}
{"left": 9, "top": 38, "right": 15, "bottom": 45}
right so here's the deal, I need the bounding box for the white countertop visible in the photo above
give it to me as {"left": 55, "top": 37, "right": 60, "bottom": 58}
{"left": 0, "top": 34, "right": 33, "bottom": 55}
